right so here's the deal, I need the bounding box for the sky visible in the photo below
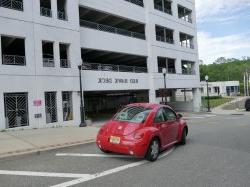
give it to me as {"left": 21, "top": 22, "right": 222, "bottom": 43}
{"left": 196, "top": 0, "right": 250, "bottom": 64}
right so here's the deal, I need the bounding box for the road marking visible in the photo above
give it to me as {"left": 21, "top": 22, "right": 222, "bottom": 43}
{"left": 0, "top": 170, "right": 91, "bottom": 178}
{"left": 184, "top": 114, "right": 216, "bottom": 119}
{"left": 51, "top": 147, "right": 175, "bottom": 187}
{"left": 56, "top": 153, "right": 135, "bottom": 158}
{"left": 184, "top": 117, "right": 205, "bottom": 119}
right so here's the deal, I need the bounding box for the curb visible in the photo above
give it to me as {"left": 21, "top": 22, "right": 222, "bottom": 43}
{"left": 0, "top": 138, "right": 96, "bottom": 159}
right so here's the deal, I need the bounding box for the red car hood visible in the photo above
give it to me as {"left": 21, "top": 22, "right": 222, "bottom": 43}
{"left": 104, "top": 120, "right": 141, "bottom": 136}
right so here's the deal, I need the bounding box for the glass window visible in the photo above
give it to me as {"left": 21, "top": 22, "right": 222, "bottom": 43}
{"left": 154, "top": 108, "right": 165, "bottom": 123}
{"left": 114, "top": 106, "right": 151, "bottom": 123}
{"left": 163, "top": 108, "right": 176, "bottom": 121}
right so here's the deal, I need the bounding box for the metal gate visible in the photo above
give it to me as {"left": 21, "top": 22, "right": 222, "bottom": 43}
{"left": 45, "top": 92, "right": 58, "bottom": 123}
{"left": 4, "top": 93, "right": 29, "bottom": 129}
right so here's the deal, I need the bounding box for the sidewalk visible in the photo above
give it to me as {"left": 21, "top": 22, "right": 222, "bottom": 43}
{"left": 0, "top": 126, "right": 99, "bottom": 158}
{"left": 211, "top": 107, "right": 250, "bottom": 115}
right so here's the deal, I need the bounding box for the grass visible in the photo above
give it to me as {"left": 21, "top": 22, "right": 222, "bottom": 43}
{"left": 202, "top": 97, "right": 234, "bottom": 108}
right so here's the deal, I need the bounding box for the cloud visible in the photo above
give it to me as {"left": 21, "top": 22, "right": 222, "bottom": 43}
{"left": 198, "top": 32, "right": 250, "bottom": 64}
{"left": 196, "top": 0, "right": 250, "bottom": 23}
{"left": 196, "top": 0, "right": 250, "bottom": 63}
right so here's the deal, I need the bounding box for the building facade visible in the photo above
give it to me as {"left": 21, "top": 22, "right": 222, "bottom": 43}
{"left": 0, "top": 0, "right": 201, "bottom": 129}
{"left": 201, "top": 81, "right": 240, "bottom": 97}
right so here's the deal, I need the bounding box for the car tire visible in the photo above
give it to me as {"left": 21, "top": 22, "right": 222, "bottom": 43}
{"left": 145, "top": 138, "right": 160, "bottom": 162}
{"left": 179, "top": 128, "right": 187, "bottom": 145}
{"left": 99, "top": 148, "right": 111, "bottom": 154}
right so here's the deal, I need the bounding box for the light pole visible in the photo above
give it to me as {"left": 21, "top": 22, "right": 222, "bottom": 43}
{"left": 162, "top": 68, "right": 167, "bottom": 104}
{"left": 205, "top": 75, "right": 211, "bottom": 112}
{"left": 78, "top": 65, "right": 87, "bottom": 127}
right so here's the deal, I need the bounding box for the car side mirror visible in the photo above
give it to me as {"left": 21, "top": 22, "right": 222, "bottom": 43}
{"left": 177, "top": 113, "right": 183, "bottom": 119}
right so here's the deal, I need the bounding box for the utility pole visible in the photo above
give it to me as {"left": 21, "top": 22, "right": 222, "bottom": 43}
{"left": 244, "top": 73, "right": 246, "bottom": 96}
{"left": 247, "top": 71, "right": 250, "bottom": 96}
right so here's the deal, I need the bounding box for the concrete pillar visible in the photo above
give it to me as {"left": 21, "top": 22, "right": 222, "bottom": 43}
{"left": 145, "top": 0, "right": 157, "bottom": 104}
{"left": 57, "top": 91, "right": 63, "bottom": 125}
{"left": 0, "top": 35, "right": 2, "bottom": 66}
{"left": 192, "top": 88, "right": 201, "bottom": 112}
{"left": 149, "top": 88, "right": 157, "bottom": 103}
{"left": 73, "top": 91, "right": 81, "bottom": 126}
{"left": 175, "top": 58, "right": 182, "bottom": 74}
{"left": 0, "top": 92, "right": 5, "bottom": 129}
{"left": 52, "top": 0, "right": 58, "bottom": 19}
{"left": 54, "top": 41, "right": 60, "bottom": 68}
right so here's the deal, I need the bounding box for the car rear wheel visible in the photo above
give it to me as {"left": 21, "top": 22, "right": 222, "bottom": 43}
{"left": 145, "top": 138, "right": 160, "bottom": 162}
{"left": 179, "top": 128, "right": 187, "bottom": 145}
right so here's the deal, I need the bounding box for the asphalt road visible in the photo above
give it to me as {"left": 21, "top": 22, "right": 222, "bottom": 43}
{"left": 0, "top": 114, "right": 250, "bottom": 187}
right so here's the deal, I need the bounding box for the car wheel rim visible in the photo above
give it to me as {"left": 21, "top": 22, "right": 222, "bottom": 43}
{"left": 151, "top": 141, "right": 159, "bottom": 159}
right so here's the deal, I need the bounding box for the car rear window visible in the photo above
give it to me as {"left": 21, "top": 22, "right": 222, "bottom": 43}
{"left": 114, "top": 106, "right": 151, "bottom": 123}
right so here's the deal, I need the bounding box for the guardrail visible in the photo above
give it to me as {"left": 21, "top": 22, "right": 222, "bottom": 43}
{"left": 60, "top": 59, "right": 70, "bottom": 68}
{"left": 154, "top": 4, "right": 172, "bottom": 15}
{"left": 82, "top": 62, "right": 148, "bottom": 73}
{"left": 80, "top": 20, "right": 146, "bottom": 40}
{"left": 158, "top": 67, "right": 176, "bottom": 74}
{"left": 124, "top": 0, "right": 144, "bottom": 7}
{"left": 180, "top": 42, "right": 194, "bottom": 49}
{"left": 156, "top": 35, "right": 174, "bottom": 44}
{"left": 58, "top": 10, "right": 66, "bottom": 20}
{"left": 0, "top": 0, "right": 23, "bottom": 11}
{"left": 2, "top": 55, "right": 25, "bottom": 65}
{"left": 43, "top": 58, "right": 54, "bottom": 67}
{"left": 40, "top": 7, "right": 52, "bottom": 17}
{"left": 180, "top": 16, "right": 192, "bottom": 23}
{"left": 182, "top": 69, "right": 196, "bottom": 75}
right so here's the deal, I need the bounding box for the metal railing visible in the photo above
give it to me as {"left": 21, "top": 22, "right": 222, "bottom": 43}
{"left": 82, "top": 62, "right": 148, "bottom": 73}
{"left": 180, "top": 42, "right": 194, "bottom": 49}
{"left": 124, "top": 0, "right": 144, "bottom": 7}
{"left": 0, "top": 0, "right": 23, "bottom": 11}
{"left": 180, "top": 16, "right": 192, "bottom": 23}
{"left": 40, "top": 7, "right": 52, "bottom": 17}
{"left": 154, "top": 4, "right": 172, "bottom": 15}
{"left": 2, "top": 55, "right": 25, "bottom": 65}
{"left": 43, "top": 58, "right": 55, "bottom": 67}
{"left": 182, "top": 69, "right": 196, "bottom": 75}
{"left": 80, "top": 20, "right": 146, "bottom": 40}
{"left": 58, "top": 10, "right": 67, "bottom": 20}
{"left": 159, "top": 67, "right": 176, "bottom": 74}
{"left": 60, "top": 59, "right": 70, "bottom": 68}
{"left": 156, "top": 35, "right": 174, "bottom": 44}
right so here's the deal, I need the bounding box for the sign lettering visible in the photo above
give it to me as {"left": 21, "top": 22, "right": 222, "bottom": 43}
{"left": 98, "top": 78, "right": 139, "bottom": 84}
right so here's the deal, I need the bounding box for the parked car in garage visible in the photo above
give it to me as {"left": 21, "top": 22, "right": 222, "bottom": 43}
{"left": 96, "top": 103, "right": 188, "bottom": 161}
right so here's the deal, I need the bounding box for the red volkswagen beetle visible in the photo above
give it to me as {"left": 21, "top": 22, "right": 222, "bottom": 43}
{"left": 96, "top": 103, "right": 188, "bottom": 161}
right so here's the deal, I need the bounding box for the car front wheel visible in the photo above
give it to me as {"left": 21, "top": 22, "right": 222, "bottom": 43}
{"left": 179, "top": 128, "right": 187, "bottom": 145}
{"left": 145, "top": 138, "right": 160, "bottom": 162}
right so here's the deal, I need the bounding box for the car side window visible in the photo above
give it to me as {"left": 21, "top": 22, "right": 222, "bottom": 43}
{"left": 154, "top": 109, "right": 165, "bottom": 123}
{"left": 163, "top": 108, "right": 177, "bottom": 121}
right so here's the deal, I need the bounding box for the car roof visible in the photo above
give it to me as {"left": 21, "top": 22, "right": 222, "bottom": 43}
{"left": 126, "top": 103, "right": 172, "bottom": 110}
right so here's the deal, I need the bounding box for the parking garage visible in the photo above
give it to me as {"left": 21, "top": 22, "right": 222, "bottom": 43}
{"left": 79, "top": 6, "right": 146, "bottom": 40}
{"left": 81, "top": 48, "right": 148, "bottom": 73}
{"left": 84, "top": 90, "right": 149, "bottom": 120}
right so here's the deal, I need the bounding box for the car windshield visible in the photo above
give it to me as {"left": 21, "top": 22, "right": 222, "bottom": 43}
{"left": 114, "top": 106, "right": 151, "bottom": 123}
